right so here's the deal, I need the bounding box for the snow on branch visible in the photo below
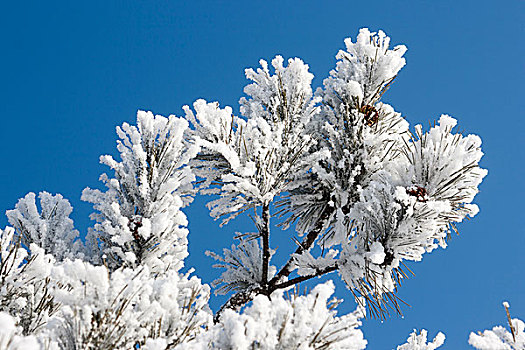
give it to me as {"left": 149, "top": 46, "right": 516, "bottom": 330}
{"left": 275, "top": 31, "right": 485, "bottom": 317}
{"left": 206, "top": 237, "right": 276, "bottom": 296}
{"left": 0, "top": 312, "right": 40, "bottom": 350}
{"left": 46, "top": 261, "right": 211, "bottom": 349}
{"left": 82, "top": 111, "right": 198, "bottom": 271}
{"left": 186, "top": 55, "right": 323, "bottom": 225}
{"left": 397, "top": 329, "right": 445, "bottom": 350}
{"left": 180, "top": 29, "right": 489, "bottom": 321}
{"left": 181, "top": 281, "right": 367, "bottom": 350}
{"left": 469, "top": 302, "right": 524, "bottom": 350}
{"left": 0, "top": 227, "right": 58, "bottom": 336}
{"left": 6, "top": 192, "right": 83, "bottom": 261}
{"left": 322, "top": 28, "right": 407, "bottom": 108}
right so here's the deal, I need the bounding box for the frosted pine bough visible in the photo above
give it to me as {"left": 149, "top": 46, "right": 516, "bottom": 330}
{"left": 194, "top": 28, "right": 486, "bottom": 317}
{"left": 81, "top": 112, "right": 199, "bottom": 272}
{"left": 0, "top": 28, "right": 515, "bottom": 349}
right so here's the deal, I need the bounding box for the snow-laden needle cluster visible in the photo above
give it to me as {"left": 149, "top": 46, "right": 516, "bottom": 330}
{"left": 0, "top": 28, "right": 516, "bottom": 350}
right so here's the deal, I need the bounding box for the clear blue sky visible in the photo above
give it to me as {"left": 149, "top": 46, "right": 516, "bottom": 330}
{"left": 1, "top": 1, "right": 523, "bottom": 348}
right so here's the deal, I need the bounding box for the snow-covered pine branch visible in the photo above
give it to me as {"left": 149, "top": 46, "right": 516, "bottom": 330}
{"left": 0, "top": 227, "right": 58, "bottom": 336}
{"left": 1, "top": 108, "right": 213, "bottom": 349}
{"left": 186, "top": 55, "right": 326, "bottom": 304}
{"left": 469, "top": 302, "right": 524, "bottom": 350}
{"left": 396, "top": 329, "right": 445, "bottom": 350}
{"left": 186, "top": 55, "right": 320, "bottom": 223}
{"left": 273, "top": 29, "right": 487, "bottom": 317}
{"left": 45, "top": 260, "right": 211, "bottom": 349}
{"left": 182, "top": 29, "right": 488, "bottom": 321}
{"left": 6, "top": 192, "right": 83, "bottom": 261}
{"left": 0, "top": 312, "right": 40, "bottom": 350}
{"left": 82, "top": 111, "right": 199, "bottom": 272}
{"left": 178, "top": 281, "right": 367, "bottom": 350}
{"left": 206, "top": 237, "right": 276, "bottom": 296}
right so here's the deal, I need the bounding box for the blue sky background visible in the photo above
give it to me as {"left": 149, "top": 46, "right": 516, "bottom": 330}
{"left": 1, "top": 1, "right": 523, "bottom": 348}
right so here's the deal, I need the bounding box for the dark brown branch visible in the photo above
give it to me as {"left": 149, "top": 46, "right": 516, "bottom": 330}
{"left": 214, "top": 264, "right": 338, "bottom": 323}
{"left": 213, "top": 288, "right": 262, "bottom": 323}
{"left": 269, "top": 204, "right": 334, "bottom": 286}
{"left": 269, "top": 264, "right": 338, "bottom": 293}
{"left": 261, "top": 203, "right": 271, "bottom": 288}
{"left": 504, "top": 302, "right": 516, "bottom": 343}
{"left": 214, "top": 204, "right": 334, "bottom": 322}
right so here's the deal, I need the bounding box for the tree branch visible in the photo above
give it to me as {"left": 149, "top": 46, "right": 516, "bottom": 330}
{"left": 213, "top": 288, "right": 262, "bottom": 324}
{"left": 214, "top": 205, "right": 335, "bottom": 322}
{"left": 214, "top": 264, "right": 338, "bottom": 323}
{"left": 261, "top": 202, "right": 271, "bottom": 288}
{"left": 268, "top": 204, "right": 333, "bottom": 286}
{"left": 269, "top": 264, "right": 338, "bottom": 293}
